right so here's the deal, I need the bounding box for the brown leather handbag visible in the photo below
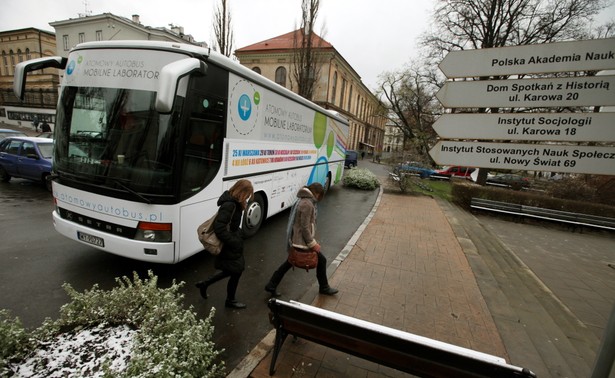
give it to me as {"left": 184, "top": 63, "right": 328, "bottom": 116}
{"left": 288, "top": 247, "right": 318, "bottom": 271}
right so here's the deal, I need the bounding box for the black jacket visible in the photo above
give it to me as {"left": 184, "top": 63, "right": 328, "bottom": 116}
{"left": 213, "top": 191, "right": 244, "bottom": 273}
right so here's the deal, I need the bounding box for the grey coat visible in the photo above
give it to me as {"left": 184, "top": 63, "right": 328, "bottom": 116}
{"left": 290, "top": 187, "right": 318, "bottom": 250}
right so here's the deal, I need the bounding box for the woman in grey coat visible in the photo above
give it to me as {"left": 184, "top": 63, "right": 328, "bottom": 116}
{"left": 264, "top": 182, "right": 338, "bottom": 297}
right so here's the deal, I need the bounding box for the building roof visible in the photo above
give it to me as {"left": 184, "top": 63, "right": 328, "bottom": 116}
{"left": 0, "top": 27, "right": 55, "bottom": 36}
{"left": 235, "top": 29, "right": 333, "bottom": 53}
{"left": 49, "top": 13, "right": 203, "bottom": 46}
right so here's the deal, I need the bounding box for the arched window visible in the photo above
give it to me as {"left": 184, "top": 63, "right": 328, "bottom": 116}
{"left": 1, "top": 51, "right": 7, "bottom": 76}
{"left": 275, "top": 66, "right": 287, "bottom": 87}
{"left": 26, "top": 48, "right": 31, "bottom": 60}
{"left": 17, "top": 49, "right": 23, "bottom": 63}
{"left": 252, "top": 67, "right": 261, "bottom": 74}
{"left": 348, "top": 86, "right": 353, "bottom": 113}
{"left": 331, "top": 72, "right": 338, "bottom": 104}
{"left": 340, "top": 79, "right": 347, "bottom": 108}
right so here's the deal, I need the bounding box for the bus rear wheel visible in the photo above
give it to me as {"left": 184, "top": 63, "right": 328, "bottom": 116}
{"left": 242, "top": 192, "right": 265, "bottom": 238}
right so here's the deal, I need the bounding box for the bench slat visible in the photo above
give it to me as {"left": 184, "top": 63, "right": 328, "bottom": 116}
{"left": 471, "top": 198, "right": 615, "bottom": 231}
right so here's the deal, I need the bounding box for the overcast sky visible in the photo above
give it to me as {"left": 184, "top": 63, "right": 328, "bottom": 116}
{"left": 2, "top": 0, "right": 614, "bottom": 91}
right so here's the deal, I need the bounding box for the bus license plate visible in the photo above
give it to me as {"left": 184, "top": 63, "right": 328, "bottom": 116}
{"left": 78, "top": 232, "right": 105, "bottom": 247}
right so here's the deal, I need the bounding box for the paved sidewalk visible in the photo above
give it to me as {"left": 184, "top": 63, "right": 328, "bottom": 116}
{"left": 238, "top": 188, "right": 510, "bottom": 377}
{"left": 233, "top": 173, "right": 614, "bottom": 378}
{"left": 0, "top": 121, "right": 39, "bottom": 136}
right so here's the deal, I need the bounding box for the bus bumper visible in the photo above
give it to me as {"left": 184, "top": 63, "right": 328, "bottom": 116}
{"left": 52, "top": 210, "right": 177, "bottom": 264}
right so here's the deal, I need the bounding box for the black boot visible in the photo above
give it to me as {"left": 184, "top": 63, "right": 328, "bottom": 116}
{"left": 196, "top": 271, "right": 228, "bottom": 299}
{"left": 225, "top": 299, "right": 247, "bottom": 309}
{"left": 195, "top": 281, "right": 209, "bottom": 299}
{"left": 319, "top": 286, "right": 339, "bottom": 295}
{"left": 264, "top": 282, "right": 281, "bottom": 297}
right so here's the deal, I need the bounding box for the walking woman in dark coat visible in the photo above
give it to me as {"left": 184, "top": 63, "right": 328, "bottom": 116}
{"left": 196, "top": 179, "right": 254, "bottom": 309}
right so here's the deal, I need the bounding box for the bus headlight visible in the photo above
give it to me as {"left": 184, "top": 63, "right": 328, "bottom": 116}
{"left": 135, "top": 222, "right": 172, "bottom": 242}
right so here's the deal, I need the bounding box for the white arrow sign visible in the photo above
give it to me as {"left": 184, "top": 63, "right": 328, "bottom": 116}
{"left": 436, "top": 76, "right": 615, "bottom": 108}
{"left": 432, "top": 113, "right": 615, "bottom": 142}
{"left": 429, "top": 141, "right": 615, "bottom": 175}
{"left": 439, "top": 38, "right": 615, "bottom": 78}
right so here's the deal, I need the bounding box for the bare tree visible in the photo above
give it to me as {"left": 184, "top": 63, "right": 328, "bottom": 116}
{"left": 292, "top": 0, "right": 324, "bottom": 100}
{"left": 378, "top": 63, "right": 440, "bottom": 164}
{"left": 213, "top": 0, "right": 234, "bottom": 57}
{"left": 423, "top": 0, "right": 607, "bottom": 58}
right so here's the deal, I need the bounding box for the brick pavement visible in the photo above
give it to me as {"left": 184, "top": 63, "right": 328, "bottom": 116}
{"left": 242, "top": 188, "right": 509, "bottom": 377}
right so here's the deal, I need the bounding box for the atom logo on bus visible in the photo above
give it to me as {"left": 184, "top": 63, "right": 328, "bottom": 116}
{"left": 67, "top": 60, "right": 76, "bottom": 75}
{"left": 230, "top": 79, "right": 260, "bottom": 136}
{"left": 238, "top": 94, "right": 252, "bottom": 120}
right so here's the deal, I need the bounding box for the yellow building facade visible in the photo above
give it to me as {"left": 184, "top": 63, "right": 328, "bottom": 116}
{"left": 235, "top": 30, "right": 386, "bottom": 156}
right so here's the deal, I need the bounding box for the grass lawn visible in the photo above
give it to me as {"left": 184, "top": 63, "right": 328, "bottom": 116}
{"left": 413, "top": 178, "right": 453, "bottom": 201}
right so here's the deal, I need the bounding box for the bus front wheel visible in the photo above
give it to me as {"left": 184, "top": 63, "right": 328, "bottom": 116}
{"left": 242, "top": 192, "right": 265, "bottom": 238}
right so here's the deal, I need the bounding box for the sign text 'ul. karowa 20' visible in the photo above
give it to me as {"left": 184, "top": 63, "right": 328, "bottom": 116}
{"left": 430, "top": 38, "right": 615, "bottom": 175}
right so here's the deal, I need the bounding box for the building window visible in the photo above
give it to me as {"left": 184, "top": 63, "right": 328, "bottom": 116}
{"left": 340, "top": 79, "right": 347, "bottom": 109}
{"left": 252, "top": 67, "right": 261, "bottom": 74}
{"left": 96, "top": 30, "right": 103, "bottom": 41}
{"left": 17, "top": 49, "right": 23, "bottom": 63}
{"left": 1, "top": 51, "right": 6, "bottom": 75}
{"left": 63, "top": 35, "right": 69, "bottom": 51}
{"left": 331, "top": 72, "right": 338, "bottom": 104}
{"left": 79, "top": 33, "right": 85, "bottom": 44}
{"left": 275, "top": 66, "right": 287, "bottom": 87}
{"left": 9, "top": 50, "right": 15, "bottom": 68}
{"left": 348, "top": 86, "right": 353, "bottom": 113}
{"left": 26, "top": 48, "right": 31, "bottom": 60}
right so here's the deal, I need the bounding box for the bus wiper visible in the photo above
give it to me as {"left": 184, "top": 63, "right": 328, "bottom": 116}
{"left": 110, "top": 178, "right": 152, "bottom": 204}
{"left": 71, "top": 171, "right": 153, "bottom": 204}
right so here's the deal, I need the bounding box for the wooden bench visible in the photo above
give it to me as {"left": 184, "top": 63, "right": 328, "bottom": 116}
{"left": 470, "top": 198, "right": 615, "bottom": 231}
{"left": 267, "top": 299, "right": 536, "bottom": 377}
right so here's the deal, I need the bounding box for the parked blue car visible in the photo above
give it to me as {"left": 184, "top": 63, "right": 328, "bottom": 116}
{"left": 345, "top": 150, "right": 358, "bottom": 168}
{"left": 393, "top": 161, "right": 436, "bottom": 179}
{"left": 0, "top": 136, "right": 53, "bottom": 191}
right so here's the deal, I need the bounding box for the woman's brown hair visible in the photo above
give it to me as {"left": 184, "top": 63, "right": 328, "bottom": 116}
{"left": 307, "top": 182, "right": 325, "bottom": 201}
{"left": 229, "top": 179, "right": 254, "bottom": 209}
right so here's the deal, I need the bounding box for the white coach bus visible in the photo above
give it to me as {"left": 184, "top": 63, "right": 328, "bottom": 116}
{"left": 14, "top": 40, "right": 349, "bottom": 264}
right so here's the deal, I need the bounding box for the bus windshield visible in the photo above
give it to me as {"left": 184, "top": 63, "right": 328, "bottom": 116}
{"left": 53, "top": 85, "right": 180, "bottom": 198}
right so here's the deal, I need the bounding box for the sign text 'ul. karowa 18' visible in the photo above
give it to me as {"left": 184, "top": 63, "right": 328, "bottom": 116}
{"left": 430, "top": 38, "right": 615, "bottom": 175}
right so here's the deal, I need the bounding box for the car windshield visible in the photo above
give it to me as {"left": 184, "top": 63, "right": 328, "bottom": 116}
{"left": 53, "top": 86, "right": 179, "bottom": 196}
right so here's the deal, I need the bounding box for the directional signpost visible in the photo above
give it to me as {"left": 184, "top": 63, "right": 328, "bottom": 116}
{"left": 439, "top": 38, "right": 615, "bottom": 77}
{"left": 432, "top": 113, "right": 615, "bottom": 142}
{"left": 435, "top": 75, "right": 615, "bottom": 108}
{"left": 430, "top": 38, "right": 615, "bottom": 175}
{"left": 434, "top": 39, "right": 615, "bottom": 378}
{"left": 430, "top": 141, "right": 615, "bottom": 175}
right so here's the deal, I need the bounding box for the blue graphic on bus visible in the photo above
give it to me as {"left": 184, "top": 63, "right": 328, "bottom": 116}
{"left": 238, "top": 94, "right": 252, "bottom": 121}
{"left": 308, "top": 156, "right": 329, "bottom": 186}
{"left": 66, "top": 60, "right": 76, "bottom": 75}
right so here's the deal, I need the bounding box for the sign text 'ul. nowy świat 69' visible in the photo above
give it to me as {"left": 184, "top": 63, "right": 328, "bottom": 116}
{"left": 429, "top": 38, "right": 615, "bottom": 175}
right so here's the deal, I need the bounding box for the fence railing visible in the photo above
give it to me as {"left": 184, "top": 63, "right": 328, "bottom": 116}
{"left": 0, "top": 88, "right": 58, "bottom": 109}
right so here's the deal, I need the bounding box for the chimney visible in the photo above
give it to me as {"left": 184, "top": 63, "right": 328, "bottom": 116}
{"left": 132, "top": 14, "right": 140, "bottom": 24}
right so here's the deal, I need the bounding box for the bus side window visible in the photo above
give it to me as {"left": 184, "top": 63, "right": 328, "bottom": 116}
{"left": 180, "top": 119, "right": 222, "bottom": 194}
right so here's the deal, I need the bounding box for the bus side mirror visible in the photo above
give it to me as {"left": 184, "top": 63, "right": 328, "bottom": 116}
{"left": 155, "top": 58, "right": 207, "bottom": 114}
{"left": 14, "top": 57, "right": 67, "bottom": 100}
